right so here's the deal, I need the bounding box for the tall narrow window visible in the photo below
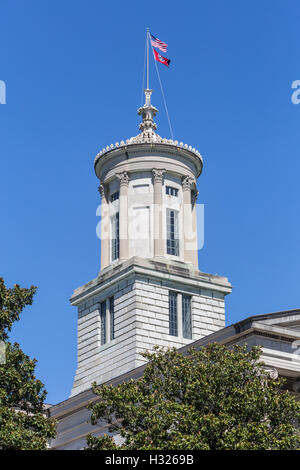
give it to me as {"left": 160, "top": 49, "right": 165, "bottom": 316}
{"left": 111, "top": 212, "right": 119, "bottom": 261}
{"left": 109, "top": 297, "right": 114, "bottom": 341}
{"left": 100, "top": 301, "right": 106, "bottom": 345}
{"left": 169, "top": 291, "right": 178, "bottom": 336}
{"left": 166, "top": 209, "right": 179, "bottom": 256}
{"left": 182, "top": 295, "right": 192, "bottom": 339}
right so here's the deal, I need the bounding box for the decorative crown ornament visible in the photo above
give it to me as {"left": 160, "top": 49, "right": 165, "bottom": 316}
{"left": 94, "top": 89, "right": 202, "bottom": 165}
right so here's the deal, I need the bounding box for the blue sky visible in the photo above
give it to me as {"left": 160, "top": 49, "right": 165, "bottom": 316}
{"left": 1, "top": 0, "right": 299, "bottom": 404}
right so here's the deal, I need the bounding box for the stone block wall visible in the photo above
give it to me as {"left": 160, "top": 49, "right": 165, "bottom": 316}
{"left": 71, "top": 271, "right": 226, "bottom": 397}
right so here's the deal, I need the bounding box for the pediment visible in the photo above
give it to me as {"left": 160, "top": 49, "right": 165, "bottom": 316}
{"left": 253, "top": 309, "right": 300, "bottom": 332}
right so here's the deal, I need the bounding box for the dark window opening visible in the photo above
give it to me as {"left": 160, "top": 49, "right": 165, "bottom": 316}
{"left": 111, "top": 213, "right": 119, "bottom": 261}
{"left": 100, "top": 301, "right": 106, "bottom": 345}
{"left": 166, "top": 186, "right": 178, "bottom": 197}
{"left": 110, "top": 191, "right": 119, "bottom": 202}
{"left": 166, "top": 209, "right": 179, "bottom": 256}
{"left": 109, "top": 297, "right": 114, "bottom": 341}
{"left": 182, "top": 295, "right": 192, "bottom": 339}
{"left": 169, "top": 291, "right": 178, "bottom": 336}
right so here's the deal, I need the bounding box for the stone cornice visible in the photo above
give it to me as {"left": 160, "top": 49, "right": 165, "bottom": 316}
{"left": 94, "top": 140, "right": 203, "bottom": 172}
{"left": 70, "top": 257, "right": 232, "bottom": 306}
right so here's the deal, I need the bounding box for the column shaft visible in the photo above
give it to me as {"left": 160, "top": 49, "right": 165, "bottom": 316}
{"left": 182, "top": 176, "right": 196, "bottom": 266}
{"left": 152, "top": 169, "right": 165, "bottom": 257}
{"left": 118, "top": 172, "right": 129, "bottom": 260}
{"left": 99, "top": 184, "right": 109, "bottom": 270}
{"left": 191, "top": 190, "right": 199, "bottom": 268}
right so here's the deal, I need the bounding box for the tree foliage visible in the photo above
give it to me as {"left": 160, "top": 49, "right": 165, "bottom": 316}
{"left": 0, "top": 278, "right": 56, "bottom": 450}
{"left": 87, "top": 344, "right": 300, "bottom": 450}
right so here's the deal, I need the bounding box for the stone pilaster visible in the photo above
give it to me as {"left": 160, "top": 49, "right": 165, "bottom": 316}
{"left": 191, "top": 189, "right": 199, "bottom": 269}
{"left": 99, "top": 184, "right": 110, "bottom": 270}
{"left": 152, "top": 169, "right": 165, "bottom": 257}
{"left": 117, "top": 171, "right": 130, "bottom": 260}
{"left": 182, "top": 176, "right": 196, "bottom": 266}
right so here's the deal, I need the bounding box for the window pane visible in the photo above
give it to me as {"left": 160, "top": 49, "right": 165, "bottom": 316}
{"left": 182, "top": 295, "right": 192, "bottom": 339}
{"left": 109, "top": 297, "right": 114, "bottom": 341}
{"left": 110, "top": 191, "right": 119, "bottom": 202}
{"left": 169, "top": 291, "right": 178, "bottom": 336}
{"left": 166, "top": 209, "right": 179, "bottom": 256}
{"left": 100, "top": 301, "right": 106, "bottom": 345}
{"left": 166, "top": 186, "right": 178, "bottom": 197}
{"left": 111, "top": 212, "right": 119, "bottom": 261}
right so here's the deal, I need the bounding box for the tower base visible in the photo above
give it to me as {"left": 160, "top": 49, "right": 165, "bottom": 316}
{"left": 70, "top": 257, "right": 232, "bottom": 397}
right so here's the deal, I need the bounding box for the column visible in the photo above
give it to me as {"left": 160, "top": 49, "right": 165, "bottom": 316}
{"left": 191, "top": 190, "right": 199, "bottom": 269}
{"left": 99, "top": 184, "right": 109, "bottom": 270}
{"left": 182, "top": 176, "right": 195, "bottom": 266}
{"left": 117, "top": 171, "right": 129, "bottom": 261}
{"left": 152, "top": 169, "right": 165, "bottom": 258}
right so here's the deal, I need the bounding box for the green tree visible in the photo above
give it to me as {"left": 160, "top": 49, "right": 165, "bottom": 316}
{"left": 86, "top": 344, "right": 300, "bottom": 450}
{"left": 0, "top": 278, "right": 56, "bottom": 450}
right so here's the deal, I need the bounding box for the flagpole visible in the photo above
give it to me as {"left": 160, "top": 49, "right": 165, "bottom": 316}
{"left": 146, "top": 27, "right": 149, "bottom": 90}
{"left": 149, "top": 36, "right": 174, "bottom": 140}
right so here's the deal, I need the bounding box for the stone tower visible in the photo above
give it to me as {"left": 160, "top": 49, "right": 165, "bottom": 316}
{"left": 70, "top": 90, "right": 232, "bottom": 397}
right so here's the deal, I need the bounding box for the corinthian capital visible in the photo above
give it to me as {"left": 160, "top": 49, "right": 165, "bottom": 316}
{"left": 152, "top": 169, "right": 166, "bottom": 184}
{"left": 181, "top": 176, "right": 195, "bottom": 192}
{"left": 116, "top": 171, "right": 130, "bottom": 186}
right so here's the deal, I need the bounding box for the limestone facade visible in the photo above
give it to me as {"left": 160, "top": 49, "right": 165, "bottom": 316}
{"left": 48, "top": 90, "right": 300, "bottom": 450}
{"left": 70, "top": 257, "right": 231, "bottom": 397}
{"left": 50, "top": 308, "right": 300, "bottom": 449}
{"left": 95, "top": 90, "right": 202, "bottom": 271}
{"left": 69, "top": 89, "right": 233, "bottom": 396}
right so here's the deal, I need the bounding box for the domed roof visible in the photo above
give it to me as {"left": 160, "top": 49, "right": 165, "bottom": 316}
{"left": 94, "top": 89, "right": 202, "bottom": 167}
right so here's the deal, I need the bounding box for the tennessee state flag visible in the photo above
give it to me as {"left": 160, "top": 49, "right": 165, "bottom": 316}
{"left": 153, "top": 49, "right": 171, "bottom": 67}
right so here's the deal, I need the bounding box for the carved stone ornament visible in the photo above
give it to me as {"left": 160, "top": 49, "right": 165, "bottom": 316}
{"left": 98, "top": 183, "right": 108, "bottom": 200}
{"left": 263, "top": 367, "right": 279, "bottom": 380}
{"left": 116, "top": 171, "right": 130, "bottom": 186}
{"left": 152, "top": 169, "right": 166, "bottom": 184}
{"left": 191, "top": 190, "right": 199, "bottom": 205}
{"left": 94, "top": 89, "right": 202, "bottom": 159}
{"left": 182, "top": 175, "right": 195, "bottom": 192}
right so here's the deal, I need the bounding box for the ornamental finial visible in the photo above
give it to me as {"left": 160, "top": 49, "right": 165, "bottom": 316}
{"left": 137, "top": 89, "right": 158, "bottom": 135}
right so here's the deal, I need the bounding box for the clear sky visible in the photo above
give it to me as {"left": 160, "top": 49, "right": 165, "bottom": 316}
{"left": 1, "top": 0, "right": 299, "bottom": 404}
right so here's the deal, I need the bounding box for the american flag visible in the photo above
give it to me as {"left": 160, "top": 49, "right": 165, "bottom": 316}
{"left": 150, "top": 34, "right": 168, "bottom": 53}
